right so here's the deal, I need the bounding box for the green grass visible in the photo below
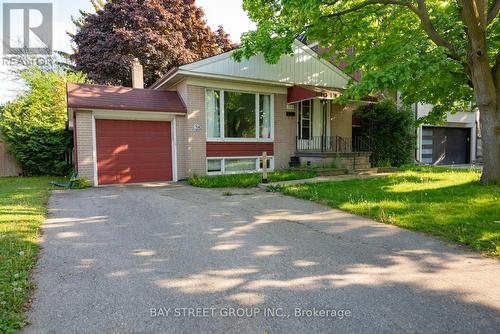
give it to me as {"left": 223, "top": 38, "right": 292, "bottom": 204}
{"left": 271, "top": 166, "right": 500, "bottom": 256}
{"left": 0, "top": 177, "right": 58, "bottom": 333}
{"left": 188, "top": 170, "right": 317, "bottom": 188}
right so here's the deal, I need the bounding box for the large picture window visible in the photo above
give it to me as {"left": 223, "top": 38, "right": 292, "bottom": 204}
{"left": 206, "top": 89, "right": 273, "bottom": 140}
{"left": 224, "top": 92, "right": 256, "bottom": 138}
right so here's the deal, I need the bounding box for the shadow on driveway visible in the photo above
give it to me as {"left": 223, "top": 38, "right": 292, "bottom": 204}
{"left": 24, "top": 185, "right": 500, "bottom": 333}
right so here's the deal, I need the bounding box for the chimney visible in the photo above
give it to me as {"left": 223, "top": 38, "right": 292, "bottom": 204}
{"left": 131, "top": 58, "right": 144, "bottom": 89}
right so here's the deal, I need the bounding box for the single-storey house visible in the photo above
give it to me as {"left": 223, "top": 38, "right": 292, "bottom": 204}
{"left": 67, "top": 39, "right": 371, "bottom": 186}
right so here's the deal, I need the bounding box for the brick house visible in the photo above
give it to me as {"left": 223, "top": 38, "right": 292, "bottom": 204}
{"left": 67, "top": 39, "right": 371, "bottom": 186}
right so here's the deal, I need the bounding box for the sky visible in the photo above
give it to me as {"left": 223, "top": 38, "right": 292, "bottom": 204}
{"left": 0, "top": 0, "right": 256, "bottom": 103}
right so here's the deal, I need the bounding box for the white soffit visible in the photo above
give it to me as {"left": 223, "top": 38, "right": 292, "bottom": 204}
{"left": 179, "top": 40, "right": 350, "bottom": 89}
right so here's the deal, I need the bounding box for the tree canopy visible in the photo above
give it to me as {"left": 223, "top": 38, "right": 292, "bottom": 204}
{"left": 235, "top": 0, "right": 499, "bottom": 183}
{"left": 72, "top": 0, "right": 235, "bottom": 87}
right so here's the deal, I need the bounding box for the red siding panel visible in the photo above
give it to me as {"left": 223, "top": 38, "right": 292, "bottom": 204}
{"left": 96, "top": 120, "right": 172, "bottom": 184}
{"left": 206, "top": 142, "right": 274, "bottom": 157}
{"left": 287, "top": 85, "right": 318, "bottom": 103}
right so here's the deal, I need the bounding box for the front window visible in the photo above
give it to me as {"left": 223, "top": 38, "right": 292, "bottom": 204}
{"left": 206, "top": 89, "right": 221, "bottom": 138}
{"left": 259, "top": 94, "right": 272, "bottom": 139}
{"left": 224, "top": 91, "right": 256, "bottom": 138}
{"left": 206, "top": 89, "right": 273, "bottom": 140}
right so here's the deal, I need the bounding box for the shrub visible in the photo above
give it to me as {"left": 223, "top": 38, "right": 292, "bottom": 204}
{"left": 353, "top": 99, "right": 415, "bottom": 167}
{"left": 0, "top": 67, "right": 87, "bottom": 175}
{"left": 71, "top": 177, "right": 92, "bottom": 189}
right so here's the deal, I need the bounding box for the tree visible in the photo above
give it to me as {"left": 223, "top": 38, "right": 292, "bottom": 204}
{"left": 72, "top": 0, "right": 233, "bottom": 87}
{"left": 235, "top": 0, "right": 499, "bottom": 183}
{"left": 354, "top": 100, "right": 415, "bottom": 167}
{"left": 215, "top": 25, "right": 239, "bottom": 52}
{"left": 0, "top": 67, "right": 87, "bottom": 175}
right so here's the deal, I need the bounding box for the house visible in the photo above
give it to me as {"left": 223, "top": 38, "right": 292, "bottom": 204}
{"left": 414, "top": 103, "right": 480, "bottom": 165}
{"left": 67, "top": 39, "right": 371, "bottom": 186}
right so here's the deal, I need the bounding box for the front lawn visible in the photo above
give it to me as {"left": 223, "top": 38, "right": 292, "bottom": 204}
{"left": 270, "top": 166, "right": 500, "bottom": 256}
{"left": 0, "top": 177, "right": 56, "bottom": 333}
{"left": 188, "top": 170, "right": 316, "bottom": 188}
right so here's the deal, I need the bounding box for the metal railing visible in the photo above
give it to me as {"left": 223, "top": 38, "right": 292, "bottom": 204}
{"left": 296, "top": 136, "right": 371, "bottom": 153}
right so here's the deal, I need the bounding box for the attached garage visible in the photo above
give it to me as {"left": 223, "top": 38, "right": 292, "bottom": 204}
{"left": 67, "top": 83, "right": 186, "bottom": 186}
{"left": 96, "top": 120, "right": 173, "bottom": 185}
{"left": 421, "top": 126, "right": 471, "bottom": 165}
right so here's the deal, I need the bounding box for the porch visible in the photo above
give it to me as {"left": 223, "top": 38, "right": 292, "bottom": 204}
{"left": 286, "top": 89, "right": 372, "bottom": 170}
{"left": 295, "top": 135, "right": 371, "bottom": 153}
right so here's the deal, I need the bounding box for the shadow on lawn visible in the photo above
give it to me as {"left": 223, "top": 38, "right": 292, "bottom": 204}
{"left": 23, "top": 185, "right": 500, "bottom": 333}
{"left": 279, "top": 174, "right": 499, "bottom": 255}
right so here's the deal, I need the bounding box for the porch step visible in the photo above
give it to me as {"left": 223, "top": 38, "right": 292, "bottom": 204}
{"left": 353, "top": 167, "right": 379, "bottom": 175}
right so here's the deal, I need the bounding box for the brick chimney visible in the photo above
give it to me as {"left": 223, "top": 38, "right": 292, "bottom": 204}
{"left": 131, "top": 58, "right": 144, "bottom": 89}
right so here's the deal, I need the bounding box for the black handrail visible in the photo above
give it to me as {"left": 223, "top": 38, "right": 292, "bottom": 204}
{"left": 296, "top": 136, "right": 370, "bottom": 153}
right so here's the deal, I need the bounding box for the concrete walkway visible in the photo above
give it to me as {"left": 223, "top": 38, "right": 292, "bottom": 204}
{"left": 25, "top": 185, "right": 500, "bottom": 333}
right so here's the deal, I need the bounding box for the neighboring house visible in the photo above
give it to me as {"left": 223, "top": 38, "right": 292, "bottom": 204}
{"left": 0, "top": 138, "right": 22, "bottom": 177}
{"left": 67, "top": 39, "right": 371, "bottom": 186}
{"left": 414, "top": 103, "right": 480, "bottom": 165}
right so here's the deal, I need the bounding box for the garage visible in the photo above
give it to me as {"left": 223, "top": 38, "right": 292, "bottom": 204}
{"left": 67, "top": 83, "right": 186, "bottom": 186}
{"left": 96, "top": 119, "right": 173, "bottom": 185}
{"left": 421, "top": 126, "right": 471, "bottom": 165}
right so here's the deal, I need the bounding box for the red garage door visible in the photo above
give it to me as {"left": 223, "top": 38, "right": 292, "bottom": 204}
{"left": 96, "top": 120, "right": 173, "bottom": 185}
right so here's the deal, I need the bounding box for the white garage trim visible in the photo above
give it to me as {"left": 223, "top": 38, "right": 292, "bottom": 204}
{"left": 91, "top": 109, "right": 181, "bottom": 185}
{"left": 91, "top": 114, "right": 98, "bottom": 186}
{"left": 172, "top": 118, "right": 178, "bottom": 182}
{"left": 93, "top": 109, "right": 183, "bottom": 121}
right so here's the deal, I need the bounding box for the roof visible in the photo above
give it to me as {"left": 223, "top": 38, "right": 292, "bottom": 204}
{"left": 151, "top": 39, "right": 350, "bottom": 90}
{"left": 297, "top": 34, "right": 362, "bottom": 82}
{"left": 67, "top": 83, "right": 186, "bottom": 113}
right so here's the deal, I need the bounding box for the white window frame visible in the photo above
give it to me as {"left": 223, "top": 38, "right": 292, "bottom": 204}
{"left": 206, "top": 156, "right": 275, "bottom": 175}
{"left": 298, "top": 100, "right": 312, "bottom": 140}
{"left": 206, "top": 88, "right": 274, "bottom": 142}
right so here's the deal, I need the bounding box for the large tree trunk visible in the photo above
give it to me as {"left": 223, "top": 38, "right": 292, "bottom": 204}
{"left": 478, "top": 103, "right": 500, "bottom": 183}
{"left": 460, "top": 0, "right": 499, "bottom": 183}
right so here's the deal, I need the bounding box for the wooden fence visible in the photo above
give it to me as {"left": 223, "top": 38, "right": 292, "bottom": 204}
{"left": 0, "top": 141, "right": 22, "bottom": 176}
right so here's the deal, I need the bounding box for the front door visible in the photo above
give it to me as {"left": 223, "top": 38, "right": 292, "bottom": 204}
{"left": 297, "top": 99, "right": 330, "bottom": 151}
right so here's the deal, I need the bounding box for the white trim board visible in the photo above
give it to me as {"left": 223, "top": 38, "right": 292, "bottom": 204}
{"left": 91, "top": 114, "right": 98, "bottom": 186}
{"left": 92, "top": 109, "right": 184, "bottom": 121}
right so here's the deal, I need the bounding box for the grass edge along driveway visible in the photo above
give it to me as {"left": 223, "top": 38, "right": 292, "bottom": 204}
{"left": 269, "top": 167, "right": 500, "bottom": 257}
{"left": 0, "top": 177, "right": 57, "bottom": 333}
{"left": 188, "top": 170, "right": 316, "bottom": 188}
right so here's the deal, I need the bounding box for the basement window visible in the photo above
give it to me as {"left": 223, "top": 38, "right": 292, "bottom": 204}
{"left": 207, "top": 159, "right": 222, "bottom": 172}
{"left": 206, "top": 157, "right": 274, "bottom": 174}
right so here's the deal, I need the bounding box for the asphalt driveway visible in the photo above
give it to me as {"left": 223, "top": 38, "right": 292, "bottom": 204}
{"left": 25, "top": 185, "right": 500, "bottom": 333}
